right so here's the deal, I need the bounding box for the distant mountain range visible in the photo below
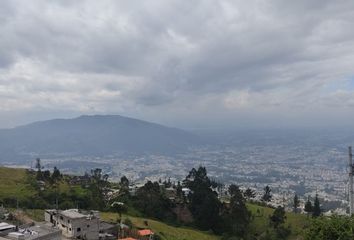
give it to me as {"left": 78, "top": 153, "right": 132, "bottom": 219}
{"left": 0, "top": 115, "right": 202, "bottom": 163}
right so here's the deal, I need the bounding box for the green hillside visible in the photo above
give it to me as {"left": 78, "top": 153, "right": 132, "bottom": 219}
{"left": 0, "top": 166, "right": 310, "bottom": 240}
{"left": 0, "top": 167, "right": 36, "bottom": 200}
{"left": 247, "top": 203, "right": 309, "bottom": 239}
{"left": 101, "top": 212, "right": 220, "bottom": 240}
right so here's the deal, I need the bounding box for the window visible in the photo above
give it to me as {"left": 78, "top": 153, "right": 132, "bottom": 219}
{"left": 87, "top": 225, "right": 90, "bottom": 228}
{"left": 69, "top": 228, "right": 71, "bottom": 231}
{"left": 77, "top": 228, "right": 81, "bottom": 232}
{"left": 60, "top": 216, "right": 63, "bottom": 220}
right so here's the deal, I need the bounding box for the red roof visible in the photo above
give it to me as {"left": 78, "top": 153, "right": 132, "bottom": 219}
{"left": 138, "top": 229, "right": 154, "bottom": 236}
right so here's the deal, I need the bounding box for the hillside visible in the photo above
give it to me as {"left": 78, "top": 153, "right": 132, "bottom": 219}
{"left": 0, "top": 167, "right": 310, "bottom": 240}
{"left": 0, "top": 115, "right": 202, "bottom": 163}
{"left": 0, "top": 167, "right": 36, "bottom": 200}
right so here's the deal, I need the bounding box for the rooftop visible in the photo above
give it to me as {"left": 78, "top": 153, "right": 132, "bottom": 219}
{"left": 137, "top": 229, "right": 154, "bottom": 236}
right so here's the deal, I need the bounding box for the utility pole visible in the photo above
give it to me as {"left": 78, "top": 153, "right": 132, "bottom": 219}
{"left": 349, "top": 146, "right": 353, "bottom": 215}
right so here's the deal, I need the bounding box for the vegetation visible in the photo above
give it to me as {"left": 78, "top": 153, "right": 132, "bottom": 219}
{"left": 304, "top": 216, "right": 354, "bottom": 240}
{"left": 101, "top": 212, "right": 220, "bottom": 240}
{"left": 0, "top": 166, "right": 343, "bottom": 240}
{"left": 0, "top": 167, "right": 36, "bottom": 201}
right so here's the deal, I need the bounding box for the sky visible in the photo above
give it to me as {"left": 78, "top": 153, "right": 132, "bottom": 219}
{"left": 1, "top": 0, "right": 354, "bottom": 130}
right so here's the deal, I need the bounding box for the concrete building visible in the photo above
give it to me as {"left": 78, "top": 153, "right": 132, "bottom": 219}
{"left": 45, "top": 209, "right": 99, "bottom": 240}
{"left": 0, "top": 223, "right": 61, "bottom": 240}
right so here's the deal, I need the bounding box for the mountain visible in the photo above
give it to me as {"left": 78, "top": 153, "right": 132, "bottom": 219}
{"left": 0, "top": 115, "right": 202, "bottom": 163}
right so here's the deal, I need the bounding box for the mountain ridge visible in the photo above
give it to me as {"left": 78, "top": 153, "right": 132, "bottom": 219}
{"left": 0, "top": 115, "right": 202, "bottom": 163}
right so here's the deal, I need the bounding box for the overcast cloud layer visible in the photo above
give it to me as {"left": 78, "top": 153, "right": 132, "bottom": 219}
{"left": 1, "top": 0, "right": 354, "bottom": 129}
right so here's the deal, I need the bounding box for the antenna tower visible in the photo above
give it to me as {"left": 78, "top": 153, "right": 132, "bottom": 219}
{"left": 349, "top": 146, "right": 353, "bottom": 215}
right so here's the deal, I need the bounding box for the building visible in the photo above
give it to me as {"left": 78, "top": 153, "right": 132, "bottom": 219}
{"left": 0, "top": 223, "right": 61, "bottom": 240}
{"left": 137, "top": 229, "right": 154, "bottom": 240}
{"left": 45, "top": 209, "right": 99, "bottom": 240}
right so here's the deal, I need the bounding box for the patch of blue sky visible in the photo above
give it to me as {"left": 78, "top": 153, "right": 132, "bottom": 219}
{"left": 322, "top": 77, "right": 354, "bottom": 93}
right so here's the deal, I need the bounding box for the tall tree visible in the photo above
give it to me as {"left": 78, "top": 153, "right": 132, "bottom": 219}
{"left": 244, "top": 188, "right": 256, "bottom": 200}
{"left": 312, "top": 194, "right": 321, "bottom": 217}
{"left": 89, "top": 168, "right": 109, "bottom": 209}
{"left": 293, "top": 194, "right": 300, "bottom": 213}
{"left": 223, "top": 184, "right": 251, "bottom": 237}
{"left": 183, "top": 166, "right": 221, "bottom": 232}
{"left": 304, "top": 196, "right": 313, "bottom": 216}
{"left": 262, "top": 185, "right": 272, "bottom": 202}
{"left": 51, "top": 166, "right": 61, "bottom": 182}
{"left": 35, "top": 158, "right": 42, "bottom": 180}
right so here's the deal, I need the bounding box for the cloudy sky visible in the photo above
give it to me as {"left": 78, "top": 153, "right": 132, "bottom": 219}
{"left": 1, "top": 0, "right": 354, "bottom": 129}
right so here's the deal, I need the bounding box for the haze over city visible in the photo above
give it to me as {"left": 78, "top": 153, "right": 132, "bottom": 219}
{"left": 1, "top": 0, "right": 354, "bottom": 130}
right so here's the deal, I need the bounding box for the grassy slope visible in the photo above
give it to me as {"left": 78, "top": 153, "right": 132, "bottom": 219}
{"left": 101, "top": 212, "right": 220, "bottom": 240}
{"left": 248, "top": 203, "right": 309, "bottom": 240}
{"left": 0, "top": 167, "right": 36, "bottom": 200}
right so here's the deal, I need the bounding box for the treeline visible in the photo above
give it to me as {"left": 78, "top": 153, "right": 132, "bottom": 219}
{"left": 1, "top": 159, "right": 110, "bottom": 211}
{"left": 111, "top": 166, "right": 293, "bottom": 240}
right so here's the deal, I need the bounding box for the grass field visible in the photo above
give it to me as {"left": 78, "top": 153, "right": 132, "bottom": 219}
{"left": 101, "top": 212, "right": 220, "bottom": 240}
{"left": 248, "top": 203, "right": 309, "bottom": 240}
{"left": 0, "top": 167, "right": 36, "bottom": 200}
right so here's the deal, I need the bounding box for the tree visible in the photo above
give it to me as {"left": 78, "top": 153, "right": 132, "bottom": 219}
{"left": 262, "top": 185, "right": 272, "bottom": 202}
{"left": 270, "top": 206, "right": 286, "bottom": 228}
{"left": 312, "top": 194, "right": 321, "bottom": 218}
{"left": 183, "top": 166, "right": 221, "bottom": 232}
{"left": 35, "top": 158, "right": 42, "bottom": 180}
{"left": 120, "top": 176, "right": 129, "bottom": 188}
{"left": 111, "top": 201, "right": 127, "bottom": 219}
{"left": 269, "top": 206, "right": 291, "bottom": 239}
{"left": 304, "top": 196, "right": 313, "bottom": 216}
{"left": 120, "top": 176, "right": 130, "bottom": 195}
{"left": 89, "top": 168, "right": 109, "bottom": 210}
{"left": 42, "top": 170, "right": 51, "bottom": 180}
{"left": 133, "top": 181, "right": 174, "bottom": 220}
{"left": 244, "top": 188, "right": 256, "bottom": 200}
{"left": 293, "top": 194, "right": 300, "bottom": 213}
{"left": 35, "top": 158, "right": 41, "bottom": 171}
{"left": 223, "top": 184, "right": 251, "bottom": 237}
{"left": 51, "top": 167, "right": 61, "bottom": 182}
{"left": 305, "top": 216, "right": 354, "bottom": 240}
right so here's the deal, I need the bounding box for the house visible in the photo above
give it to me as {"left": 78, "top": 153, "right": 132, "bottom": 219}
{"left": 137, "top": 229, "right": 154, "bottom": 240}
{"left": 119, "top": 238, "right": 137, "bottom": 240}
{"left": 45, "top": 209, "right": 99, "bottom": 240}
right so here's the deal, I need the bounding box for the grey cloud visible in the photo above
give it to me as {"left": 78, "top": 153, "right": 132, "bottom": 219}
{"left": 1, "top": 0, "right": 354, "bottom": 128}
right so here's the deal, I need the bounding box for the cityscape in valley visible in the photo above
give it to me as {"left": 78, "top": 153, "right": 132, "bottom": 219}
{"left": 3, "top": 126, "right": 353, "bottom": 214}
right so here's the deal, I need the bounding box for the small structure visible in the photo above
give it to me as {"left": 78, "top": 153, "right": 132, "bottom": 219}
{"left": 0, "top": 223, "right": 61, "bottom": 240}
{"left": 0, "top": 223, "right": 16, "bottom": 237}
{"left": 137, "top": 229, "right": 154, "bottom": 240}
{"left": 182, "top": 188, "right": 191, "bottom": 197}
{"left": 45, "top": 209, "right": 99, "bottom": 240}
